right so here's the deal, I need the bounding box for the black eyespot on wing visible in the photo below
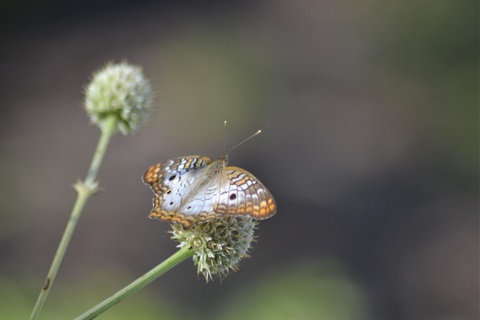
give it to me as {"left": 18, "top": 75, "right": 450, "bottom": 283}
{"left": 187, "top": 206, "right": 192, "bottom": 209}
{"left": 168, "top": 175, "right": 176, "bottom": 181}
{"left": 169, "top": 201, "right": 174, "bottom": 205}
{"left": 166, "top": 190, "right": 171, "bottom": 194}
{"left": 230, "top": 193, "right": 237, "bottom": 200}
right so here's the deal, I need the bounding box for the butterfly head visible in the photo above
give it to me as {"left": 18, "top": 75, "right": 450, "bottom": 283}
{"left": 207, "top": 154, "right": 228, "bottom": 176}
{"left": 219, "top": 154, "right": 228, "bottom": 166}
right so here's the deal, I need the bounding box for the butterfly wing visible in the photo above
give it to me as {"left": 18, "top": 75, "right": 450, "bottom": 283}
{"left": 173, "top": 178, "right": 222, "bottom": 222}
{"left": 214, "top": 166, "right": 277, "bottom": 220}
{"left": 143, "top": 157, "right": 276, "bottom": 227}
{"left": 143, "top": 156, "right": 212, "bottom": 227}
{"left": 143, "top": 155, "right": 211, "bottom": 195}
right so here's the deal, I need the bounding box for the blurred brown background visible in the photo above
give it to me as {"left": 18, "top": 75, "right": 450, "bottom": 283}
{"left": 0, "top": 1, "right": 478, "bottom": 319}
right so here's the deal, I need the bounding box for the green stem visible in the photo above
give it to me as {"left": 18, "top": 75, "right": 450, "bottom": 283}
{"left": 30, "top": 116, "right": 118, "bottom": 320}
{"left": 75, "top": 245, "right": 194, "bottom": 320}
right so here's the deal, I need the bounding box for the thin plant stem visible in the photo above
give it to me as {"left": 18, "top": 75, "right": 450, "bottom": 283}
{"left": 30, "top": 115, "right": 118, "bottom": 320}
{"left": 75, "top": 245, "right": 194, "bottom": 320}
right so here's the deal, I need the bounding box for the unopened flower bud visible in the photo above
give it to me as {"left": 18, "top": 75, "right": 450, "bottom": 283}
{"left": 85, "top": 62, "right": 153, "bottom": 134}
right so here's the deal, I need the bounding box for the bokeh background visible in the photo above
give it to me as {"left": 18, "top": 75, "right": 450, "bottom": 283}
{"left": 1, "top": 1, "right": 478, "bottom": 319}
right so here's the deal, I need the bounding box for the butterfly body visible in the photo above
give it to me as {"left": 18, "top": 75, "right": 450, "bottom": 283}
{"left": 143, "top": 155, "right": 276, "bottom": 228}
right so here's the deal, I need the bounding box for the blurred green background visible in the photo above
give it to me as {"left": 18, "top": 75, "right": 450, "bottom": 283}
{"left": 0, "top": 1, "right": 478, "bottom": 319}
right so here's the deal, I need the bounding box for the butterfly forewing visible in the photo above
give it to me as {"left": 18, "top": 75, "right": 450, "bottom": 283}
{"left": 143, "top": 156, "right": 211, "bottom": 194}
{"left": 215, "top": 167, "right": 277, "bottom": 220}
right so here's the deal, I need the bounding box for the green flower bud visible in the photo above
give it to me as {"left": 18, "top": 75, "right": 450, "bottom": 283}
{"left": 170, "top": 216, "right": 257, "bottom": 282}
{"left": 84, "top": 62, "right": 153, "bottom": 135}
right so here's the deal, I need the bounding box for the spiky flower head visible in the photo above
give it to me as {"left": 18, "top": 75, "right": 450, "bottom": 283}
{"left": 170, "top": 216, "right": 257, "bottom": 282}
{"left": 84, "top": 62, "right": 153, "bottom": 135}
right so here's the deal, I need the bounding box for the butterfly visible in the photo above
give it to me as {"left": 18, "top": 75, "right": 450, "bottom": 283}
{"left": 143, "top": 154, "right": 277, "bottom": 228}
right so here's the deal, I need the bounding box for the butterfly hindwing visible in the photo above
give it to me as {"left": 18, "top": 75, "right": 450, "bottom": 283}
{"left": 176, "top": 181, "right": 220, "bottom": 219}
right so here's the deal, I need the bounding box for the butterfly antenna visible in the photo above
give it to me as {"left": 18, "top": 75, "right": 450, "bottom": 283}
{"left": 224, "top": 120, "right": 227, "bottom": 155}
{"left": 227, "top": 129, "right": 262, "bottom": 154}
